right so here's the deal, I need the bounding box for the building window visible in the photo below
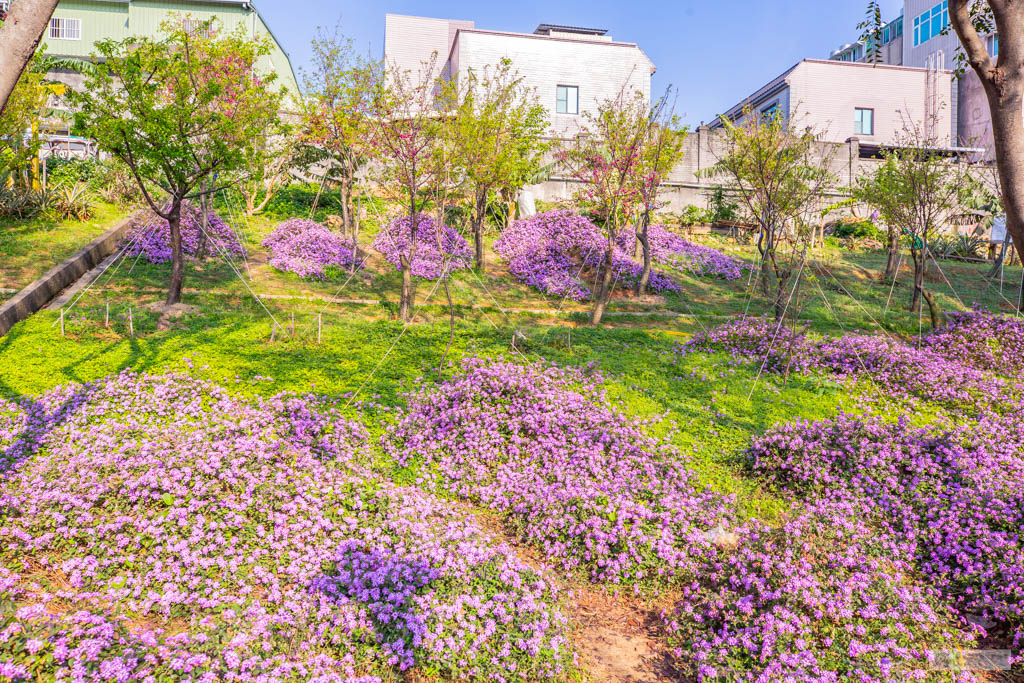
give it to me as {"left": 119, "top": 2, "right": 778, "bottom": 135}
{"left": 0, "top": 1, "right": 10, "bottom": 13}
{"left": 49, "top": 17, "right": 82, "bottom": 40}
{"left": 760, "top": 103, "right": 780, "bottom": 120}
{"left": 988, "top": 33, "right": 999, "bottom": 57}
{"left": 854, "top": 107, "right": 874, "bottom": 136}
{"left": 556, "top": 85, "right": 578, "bottom": 115}
{"left": 181, "top": 18, "right": 216, "bottom": 37}
{"left": 913, "top": 1, "right": 948, "bottom": 46}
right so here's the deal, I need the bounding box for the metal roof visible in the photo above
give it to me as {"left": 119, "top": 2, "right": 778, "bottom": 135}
{"left": 533, "top": 23, "right": 607, "bottom": 36}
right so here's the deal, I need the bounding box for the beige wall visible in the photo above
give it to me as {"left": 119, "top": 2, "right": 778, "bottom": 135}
{"left": 788, "top": 60, "right": 953, "bottom": 146}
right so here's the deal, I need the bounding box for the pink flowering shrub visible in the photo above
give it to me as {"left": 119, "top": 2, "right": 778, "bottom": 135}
{"left": 493, "top": 210, "right": 680, "bottom": 300}
{"left": 749, "top": 413, "right": 1024, "bottom": 670}
{"left": 682, "top": 311, "right": 1024, "bottom": 412}
{"left": 0, "top": 371, "right": 571, "bottom": 681}
{"left": 382, "top": 357, "right": 733, "bottom": 586}
{"left": 617, "top": 224, "right": 745, "bottom": 280}
{"left": 372, "top": 213, "right": 472, "bottom": 279}
{"left": 263, "top": 218, "right": 355, "bottom": 280}
{"left": 662, "top": 497, "right": 976, "bottom": 682}
{"left": 121, "top": 201, "right": 244, "bottom": 263}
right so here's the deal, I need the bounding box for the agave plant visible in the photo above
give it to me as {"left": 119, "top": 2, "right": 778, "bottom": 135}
{"left": 0, "top": 187, "right": 49, "bottom": 220}
{"left": 47, "top": 182, "right": 95, "bottom": 221}
{"left": 929, "top": 234, "right": 985, "bottom": 260}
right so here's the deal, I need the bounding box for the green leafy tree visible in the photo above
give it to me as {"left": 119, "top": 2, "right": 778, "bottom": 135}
{"left": 439, "top": 58, "right": 549, "bottom": 268}
{"left": 559, "top": 90, "right": 654, "bottom": 325}
{"left": 72, "top": 18, "right": 283, "bottom": 305}
{"left": 854, "top": 120, "right": 968, "bottom": 324}
{"left": 301, "top": 27, "right": 377, "bottom": 241}
{"left": 702, "top": 106, "right": 835, "bottom": 320}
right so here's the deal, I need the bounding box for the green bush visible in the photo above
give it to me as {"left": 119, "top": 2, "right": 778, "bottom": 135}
{"left": 45, "top": 157, "right": 99, "bottom": 188}
{"left": 832, "top": 219, "right": 884, "bottom": 242}
{"left": 679, "top": 204, "right": 710, "bottom": 227}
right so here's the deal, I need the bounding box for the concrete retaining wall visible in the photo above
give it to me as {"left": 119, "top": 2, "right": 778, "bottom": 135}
{"left": 0, "top": 212, "right": 137, "bottom": 338}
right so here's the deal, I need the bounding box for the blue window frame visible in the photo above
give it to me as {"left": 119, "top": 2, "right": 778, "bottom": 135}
{"left": 914, "top": 1, "right": 948, "bottom": 46}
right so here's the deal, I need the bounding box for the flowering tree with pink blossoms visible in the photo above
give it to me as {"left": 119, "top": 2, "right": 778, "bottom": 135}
{"left": 365, "top": 58, "right": 441, "bottom": 322}
{"left": 559, "top": 90, "right": 654, "bottom": 324}
{"left": 71, "top": 18, "right": 282, "bottom": 306}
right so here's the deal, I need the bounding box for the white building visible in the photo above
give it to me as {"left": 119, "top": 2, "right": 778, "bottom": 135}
{"left": 383, "top": 14, "right": 655, "bottom": 136}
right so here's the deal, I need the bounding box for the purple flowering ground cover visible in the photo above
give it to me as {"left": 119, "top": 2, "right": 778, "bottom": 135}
{"left": 372, "top": 213, "right": 472, "bottom": 280}
{"left": 263, "top": 219, "right": 356, "bottom": 280}
{"left": 617, "top": 224, "right": 745, "bottom": 280}
{"left": 0, "top": 371, "right": 572, "bottom": 681}
{"left": 121, "top": 202, "right": 245, "bottom": 264}
{"left": 493, "top": 211, "right": 684, "bottom": 301}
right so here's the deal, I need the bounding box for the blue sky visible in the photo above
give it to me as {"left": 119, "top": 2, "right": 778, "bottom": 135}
{"left": 257, "top": 0, "right": 903, "bottom": 127}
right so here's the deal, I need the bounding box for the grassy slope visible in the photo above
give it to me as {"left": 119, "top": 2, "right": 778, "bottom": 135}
{"left": 0, "top": 201, "right": 125, "bottom": 299}
{"left": 0, "top": 203, "right": 1018, "bottom": 520}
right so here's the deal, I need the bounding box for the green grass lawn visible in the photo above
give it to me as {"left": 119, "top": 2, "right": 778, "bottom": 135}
{"left": 0, "top": 201, "right": 126, "bottom": 300}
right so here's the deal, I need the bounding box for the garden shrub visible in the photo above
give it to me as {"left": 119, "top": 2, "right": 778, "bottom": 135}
{"left": 121, "top": 201, "right": 245, "bottom": 263}
{"left": 263, "top": 218, "right": 355, "bottom": 279}
{"left": 0, "top": 370, "right": 572, "bottom": 681}
{"left": 372, "top": 213, "right": 472, "bottom": 279}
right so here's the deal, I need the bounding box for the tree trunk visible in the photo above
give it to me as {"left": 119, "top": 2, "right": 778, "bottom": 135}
{"left": 195, "top": 181, "right": 209, "bottom": 261}
{"left": 949, "top": 1, "right": 1024, "bottom": 265}
{"left": 472, "top": 192, "right": 486, "bottom": 270}
{"left": 339, "top": 181, "right": 351, "bottom": 235}
{"left": 910, "top": 247, "right": 924, "bottom": 313}
{"left": 166, "top": 199, "right": 185, "bottom": 306}
{"left": 922, "top": 288, "right": 943, "bottom": 329}
{"left": 883, "top": 228, "right": 900, "bottom": 281}
{"left": 636, "top": 211, "right": 653, "bottom": 296}
{"left": 399, "top": 254, "right": 414, "bottom": 322}
{"left": 590, "top": 237, "right": 616, "bottom": 325}
{"left": 0, "top": 0, "right": 61, "bottom": 115}
{"left": 350, "top": 197, "right": 360, "bottom": 273}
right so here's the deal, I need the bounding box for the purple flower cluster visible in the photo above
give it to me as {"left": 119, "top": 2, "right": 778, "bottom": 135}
{"left": 749, "top": 412, "right": 1024, "bottom": 666}
{"left": 682, "top": 312, "right": 1024, "bottom": 412}
{"left": 263, "top": 219, "right": 356, "bottom": 280}
{"left": 617, "top": 224, "right": 744, "bottom": 280}
{"left": 0, "top": 371, "right": 570, "bottom": 681}
{"left": 372, "top": 213, "right": 472, "bottom": 279}
{"left": 121, "top": 202, "right": 245, "bottom": 264}
{"left": 382, "top": 358, "right": 733, "bottom": 585}
{"left": 661, "top": 497, "right": 976, "bottom": 681}
{"left": 493, "top": 211, "right": 680, "bottom": 300}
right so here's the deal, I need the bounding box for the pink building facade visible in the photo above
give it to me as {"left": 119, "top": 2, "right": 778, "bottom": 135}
{"left": 712, "top": 59, "right": 954, "bottom": 148}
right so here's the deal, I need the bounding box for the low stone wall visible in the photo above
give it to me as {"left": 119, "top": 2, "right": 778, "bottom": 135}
{"left": 0, "top": 212, "right": 137, "bottom": 338}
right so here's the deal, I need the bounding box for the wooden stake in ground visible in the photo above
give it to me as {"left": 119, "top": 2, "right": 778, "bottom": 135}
{"left": 60, "top": 308, "right": 65, "bottom": 337}
{"left": 290, "top": 312, "right": 295, "bottom": 336}
{"left": 128, "top": 306, "right": 134, "bottom": 337}
{"left": 269, "top": 323, "right": 277, "bottom": 343}
{"left": 317, "top": 313, "right": 322, "bottom": 344}
{"left": 105, "top": 300, "right": 110, "bottom": 328}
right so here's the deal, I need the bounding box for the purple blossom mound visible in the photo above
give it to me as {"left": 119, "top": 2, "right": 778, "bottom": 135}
{"left": 382, "top": 358, "right": 733, "bottom": 585}
{"left": 263, "top": 218, "right": 355, "bottom": 280}
{"left": 748, "top": 413, "right": 1024, "bottom": 672}
{"left": 122, "top": 201, "right": 244, "bottom": 264}
{"left": 682, "top": 312, "right": 1024, "bottom": 412}
{"left": 662, "top": 497, "right": 977, "bottom": 682}
{"left": 0, "top": 371, "right": 571, "bottom": 681}
{"left": 493, "top": 210, "right": 680, "bottom": 300}
{"left": 372, "top": 213, "right": 472, "bottom": 279}
{"left": 616, "top": 224, "right": 744, "bottom": 280}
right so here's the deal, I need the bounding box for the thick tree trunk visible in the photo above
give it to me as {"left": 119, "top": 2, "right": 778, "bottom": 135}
{"left": 472, "top": 193, "right": 486, "bottom": 270}
{"left": 910, "top": 248, "right": 924, "bottom": 313}
{"left": 195, "top": 181, "right": 209, "bottom": 260}
{"left": 0, "top": 0, "right": 61, "bottom": 115}
{"left": 949, "top": 1, "right": 1024, "bottom": 265}
{"left": 922, "top": 289, "right": 943, "bottom": 329}
{"left": 590, "top": 237, "right": 616, "bottom": 325}
{"left": 883, "top": 229, "right": 900, "bottom": 281}
{"left": 166, "top": 200, "right": 185, "bottom": 306}
{"left": 636, "top": 212, "right": 653, "bottom": 296}
{"left": 350, "top": 198, "right": 360, "bottom": 273}
{"left": 339, "top": 181, "right": 351, "bottom": 235}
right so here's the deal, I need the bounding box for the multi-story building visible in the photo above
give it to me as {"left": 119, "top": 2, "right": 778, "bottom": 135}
{"left": 828, "top": 0, "right": 999, "bottom": 156}
{"left": 831, "top": 13, "right": 904, "bottom": 65}
{"left": 38, "top": 0, "right": 299, "bottom": 109}
{"left": 710, "top": 58, "right": 954, "bottom": 148}
{"left": 383, "top": 14, "right": 655, "bottom": 136}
